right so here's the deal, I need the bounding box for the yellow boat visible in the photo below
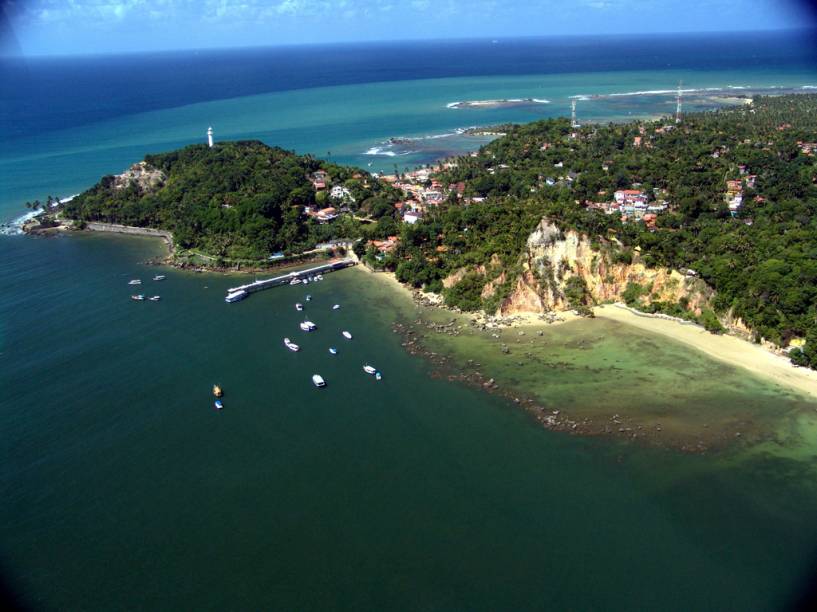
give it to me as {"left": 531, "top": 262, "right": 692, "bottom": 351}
{"left": 213, "top": 385, "right": 223, "bottom": 398}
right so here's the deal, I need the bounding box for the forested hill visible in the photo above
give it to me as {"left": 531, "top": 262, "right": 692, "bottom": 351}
{"left": 388, "top": 95, "right": 817, "bottom": 367}
{"left": 63, "top": 141, "right": 397, "bottom": 260}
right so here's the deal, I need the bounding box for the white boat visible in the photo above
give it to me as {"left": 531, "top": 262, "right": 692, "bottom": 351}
{"left": 316, "top": 275, "right": 323, "bottom": 281}
{"left": 363, "top": 365, "right": 377, "bottom": 375}
{"left": 342, "top": 331, "right": 352, "bottom": 340}
{"left": 284, "top": 337, "right": 300, "bottom": 352}
{"left": 312, "top": 374, "right": 326, "bottom": 388}
{"left": 214, "top": 400, "right": 224, "bottom": 410}
{"left": 300, "top": 320, "right": 317, "bottom": 332}
{"left": 128, "top": 279, "right": 142, "bottom": 285}
{"left": 329, "top": 347, "right": 338, "bottom": 355}
{"left": 303, "top": 278, "right": 309, "bottom": 285}
{"left": 290, "top": 278, "right": 302, "bottom": 285}
{"left": 149, "top": 295, "right": 161, "bottom": 301}
{"left": 153, "top": 275, "right": 166, "bottom": 281}
{"left": 332, "top": 304, "right": 340, "bottom": 310}
{"left": 295, "top": 303, "right": 304, "bottom": 311}
{"left": 375, "top": 371, "right": 382, "bottom": 381}
{"left": 225, "top": 289, "right": 248, "bottom": 303}
{"left": 305, "top": 295, "right": 312, "bottom": 302}
{"left": 131, "top": 294, "right": 145, "bottom": 301}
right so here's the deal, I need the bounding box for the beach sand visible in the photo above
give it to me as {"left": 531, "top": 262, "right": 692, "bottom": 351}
{"left": 595, "top": 304, "right": 817, "bottom": 399}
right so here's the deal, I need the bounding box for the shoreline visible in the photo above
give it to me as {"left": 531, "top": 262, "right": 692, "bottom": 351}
{"left": 362, "top": 267, "right": 817, "bottom": 401}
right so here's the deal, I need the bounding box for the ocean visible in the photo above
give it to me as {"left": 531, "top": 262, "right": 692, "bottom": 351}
{"left": 3, "top": 33, "right": 817, "bottom": 610}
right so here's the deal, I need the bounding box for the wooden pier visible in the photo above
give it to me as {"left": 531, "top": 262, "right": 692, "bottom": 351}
{"left": 226, "top": 258, "right": 356, "bottom": 299}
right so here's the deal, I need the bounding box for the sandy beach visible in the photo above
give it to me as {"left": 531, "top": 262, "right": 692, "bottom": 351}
{"left": 595, "top": 304, "right": 817, "bottom": 399}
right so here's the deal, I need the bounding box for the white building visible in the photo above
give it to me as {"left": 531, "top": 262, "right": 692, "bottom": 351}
{"left": 207, "top": 126, "right": 214, "bottom": 148}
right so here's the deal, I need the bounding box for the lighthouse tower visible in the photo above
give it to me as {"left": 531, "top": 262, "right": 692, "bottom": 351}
{"left": 207, "top": 126, "right": 214, "bottom": 148}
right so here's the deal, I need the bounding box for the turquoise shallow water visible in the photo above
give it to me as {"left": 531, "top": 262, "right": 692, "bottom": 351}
{"left": 2, "top": 234, "right": 817, "bottom": 610}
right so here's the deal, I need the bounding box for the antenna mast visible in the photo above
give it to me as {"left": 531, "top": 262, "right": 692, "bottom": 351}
{"left": 675, "top": 81, "right": 683, "bottom": 124}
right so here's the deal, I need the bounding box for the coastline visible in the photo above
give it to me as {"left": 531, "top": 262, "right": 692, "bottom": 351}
{"left": 362, "top": 266, "right": 817, "bottom": 401}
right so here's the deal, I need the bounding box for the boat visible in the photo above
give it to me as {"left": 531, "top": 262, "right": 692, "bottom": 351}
{"left": 329, "top": 347, "right": 338, "bottom": 355}
{"left": 363, "top": 365, "right": 377, "bottom": 375}
{"left": 332, "top": 304, "right": 340, "bottom": 310}
{"left": 303, "top": 278, "right": 309, "bottom": 285}
{"left": 300, "top": 320, "right": 317, "bottom": 332}
{"left": 290, "top": 278, "right": 302, "bottom": 285}
{"left": 375, "top": 371, "right": 382, "bottom": 381}
{"left": 131, "top": 294, "right": 145, "bottom": 301}
{"left": 305, "top": 294, "right": 312, "bottom": 302}
{"left": 225, "top": 289, "right": 248, "bottom": 303}
{"left": 295, "top": 302, "right": 304, "bottom": 311}
{"left": 342, "top": 331, "right": 352, "bottom": 340}
{"left": 316, "top": 275, "right": 323, "bottom": 281}
{"left": 312, "top": 374, "right": 326, "bottom": 388}
{"left": 214, "top": 400, "right": 224, "bottom": 410}
{"left": 284, "top": 337, "right": 300, "bottom": 352}
{"left": 128, "top": 279, "right": 142, "bottom": 285}
{"left": 213, "top": 385, "right": 223, "bottom": 397}
{"left": 149, "top": 295, "right": 161, "bottom": 301}
{"left": 153, "top": 275, "right": 166, "bottom": 281}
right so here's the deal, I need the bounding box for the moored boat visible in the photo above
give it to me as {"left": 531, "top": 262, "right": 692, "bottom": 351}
{"left": 312, "top": 374, "right": 326, "bottom": 388}
{"left": 213, "top": 385, "right": 223, "bottom": 397}
{"left": 295, "top": 302, "right": 304, "bottom": 311}
{"left": 305, "top": 294, "right": 312, "bottom": 302}
{"left": 284, "top": 337, "right": 300, "bottom": 351}
{"left": 131, "top": 294, "right": 145, "bottom": 301}
{"left": 342, "top": 331, "right": 352, "bottom": 339}
{"left": 363, "top": 364, "right": 377, "bottom": 375}
{"left": 128, "top": 279, "right": 142, "bottom": 285}
{"left": 332, "top": 304, "right": 340, "bottom": 310}
{"left": 149, "top": 295, "right": 161, "bottom": 301}
{"left": 153, "top": 275, "right": 166, "bottom": 281}
{"left": 214, "top": 400, "right": 224, "bottom": 410}
{"left": 300, "top": 320, "right": 317, "bottom": 332}
{"left": 375, "top": 371, "right": 382, "bottom": 381}
{"left": 290, "top": 278, "right": 302, "bottom": 285}
{"left": 329, "top": 347, "right": 338, "bottom": 355}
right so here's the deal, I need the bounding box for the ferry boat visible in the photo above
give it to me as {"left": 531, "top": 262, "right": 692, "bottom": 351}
{"left": 342, "top": 331, "right": 352, "bottom": 340}
{"left": 363, "top": 365, "right": 377, "bottom": 375}
{"left": 295, "top": 302, "right": 304, "bottom": 311}
{"left": 128, "top": 279, "right": 142, "bottom": 285}
{"left": 149, "top": 295, "right": 161, "bottom": 301}
{"left": 153, "top": 275, "right": 166, "bottom": 281}
{"left": 329, "top": 347, "right": 338, "bottom": 355}
{"left": 284, "top": 337, "right": 300, "bottom": 352}
{"left": 225, "top": 289, "right": 248, "bottom": 303}
{"left": 332, "top": 304, "right": 340, "bottom": 310}
{"left": 213, "top": 385, "right": 223, "bottom": 397}
{"left": 131, "top": 294, "right": 145, "bottom": 301}
{"left": 214, "top": 400, "right": 224, "bottom": 410}
{"left": 300, "top": 320, "right": 317, "bottom": 332}
{"left": 312, "top": 374, "right": 326, "bottom": 388}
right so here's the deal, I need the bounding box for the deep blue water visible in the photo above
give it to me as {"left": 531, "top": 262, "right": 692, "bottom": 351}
{"left": 2, "top": 30, "right": 816, "bottom": 141}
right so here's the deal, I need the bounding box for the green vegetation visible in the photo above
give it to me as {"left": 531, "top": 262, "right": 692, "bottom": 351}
{"left": 64, "top": 141, "right": 398, "bottom": 261}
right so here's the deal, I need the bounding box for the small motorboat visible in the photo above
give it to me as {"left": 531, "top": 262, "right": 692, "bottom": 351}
{"left": 316, "top": 275, "right": 323, "bottom": 281}
{"left": 295, "top": 302, "right": 304, "bottom": 311}
{"left": 329, "top": 347, "right": 338, "bottom": 355}
{"left": 375, "top": 371, "right": 382, "bottom": 381}
{"left": 342, "top": 331, "right": 352, "bottom": 340}
{"left": 305, "top": 294, "right": 312, "bottom": 302}
{"left": 128, "top": 279, "right": 142, "bottom": 285}
{"left": 214, "top": 400, "right": 224, "bottom": 410}
{"left": 290, "top": 278, "right": 302, "bottom": 285}
{"left": 131, "top": 294, "right": 145, "bottom": 301}
{"left": 332, "top": 304, "right": 340, "bottom": 310}
{"left": 213, "top": 385, "right": 223, "bottom": 397}
{"left": 300, "top": 320, "right": 317, "bottom": 332}
{"left": 312, "top": 374, "right": 326, "bottom": 388}
{"left": 153, "top": 275, "right": 166, "bottom": 281}
{"left": 284, "top": 337, "right": 300, "bottom": 352}
{"left": 363, "top": 365, "right": 377, "bottom": 375}
{"left": 303, "top": 278, "right": 309, "bottom": 286}
{"left": 149, "top": 295, "right": 161, "bottom": 301}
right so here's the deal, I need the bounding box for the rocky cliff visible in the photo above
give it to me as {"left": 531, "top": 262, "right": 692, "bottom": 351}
{"left": 474, "top": 218, "right": 712, "bottom": 316}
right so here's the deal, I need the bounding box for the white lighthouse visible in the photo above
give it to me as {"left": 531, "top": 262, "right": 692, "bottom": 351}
{"left": 207, "top": 126, "right": 214, "bottom": 148}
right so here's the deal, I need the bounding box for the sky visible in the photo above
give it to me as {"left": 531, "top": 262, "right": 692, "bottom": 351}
{"left": 1, "top": 0, "right": 815, "bottom": 56}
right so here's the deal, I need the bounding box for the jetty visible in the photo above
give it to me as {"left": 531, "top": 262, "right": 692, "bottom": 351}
{"left": 225, "top": 258, "right": 356, "bottom": 301}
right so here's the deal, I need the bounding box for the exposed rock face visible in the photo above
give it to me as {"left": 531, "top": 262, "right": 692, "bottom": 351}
{"left": 498, "top": 218, "right": 712, "bottom": 316}
{"left": 113, "top": 161, "right": 165, "bottom": 193}
{"left": 447, "top": 217, "right": 712, "bottom": 317}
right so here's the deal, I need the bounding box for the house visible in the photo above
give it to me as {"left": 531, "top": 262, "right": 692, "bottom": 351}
{"left": 330, "top": 185, "right": 354, "bottom": 202}
{"left": 403, "top": 211, "right": 422, "bottom": 224}
{"left": 614, "top": 189, "right": 646, "bottom": 205}
{"left": 745, "top": 175, "right": 757, "bottom": 189}
{"left": 371, "top": 236, "right": 399, "bottom": 254}
{"left": 633, "top": 136, "right": 642, "bottom": 147}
